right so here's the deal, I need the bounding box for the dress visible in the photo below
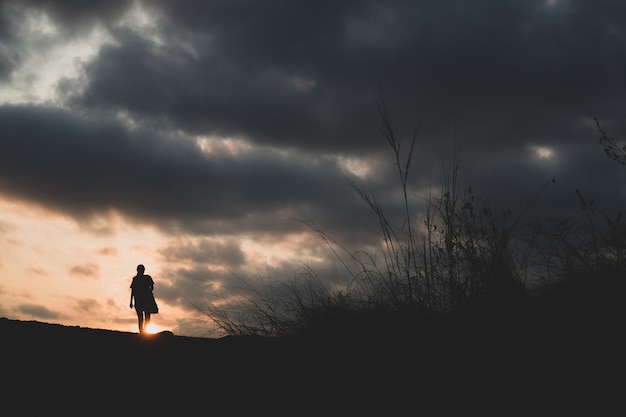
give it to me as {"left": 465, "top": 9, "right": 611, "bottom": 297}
{"left": 131, "top": 274, "right": 159, "bottom": 314}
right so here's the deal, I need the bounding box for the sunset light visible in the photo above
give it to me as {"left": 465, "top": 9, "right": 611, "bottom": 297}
{"left": 144, "top": 322, "right": 164, "bottom": 335}
{"left": 0, "top": 0, "right": 622, "bottom": 342}
{"left": 2, "top": 1, "right": 624, "bottom": 413}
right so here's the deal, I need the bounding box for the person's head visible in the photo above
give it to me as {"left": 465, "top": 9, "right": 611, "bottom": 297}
{"left": 137, "top": 264, "right": 145, "bottom": 274}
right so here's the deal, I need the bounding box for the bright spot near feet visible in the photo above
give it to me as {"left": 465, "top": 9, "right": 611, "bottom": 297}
{"left": 144, "top": 323, "right": 164, "bottom": 334}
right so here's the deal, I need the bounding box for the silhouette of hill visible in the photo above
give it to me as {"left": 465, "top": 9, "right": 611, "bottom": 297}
{"left": 2, "top": 316, "right": 626, "bottom": 415}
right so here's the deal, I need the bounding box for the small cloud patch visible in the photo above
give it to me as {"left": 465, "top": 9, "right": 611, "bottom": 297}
{"left": 69, "top": 262, "right": 100, "bottom": 279}
{"left": 17, "top": 303, "right": 63, "bottom": 319}
{"left": 532, "top": 146, "right": 556, "bottom": 161}
{"left": 96, "top": 246, "right": 118, "bottom": 256}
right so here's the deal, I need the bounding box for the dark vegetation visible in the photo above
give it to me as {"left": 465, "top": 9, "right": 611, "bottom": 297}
{"left": 198, "top": 110, "right": 626, "bottom": 339}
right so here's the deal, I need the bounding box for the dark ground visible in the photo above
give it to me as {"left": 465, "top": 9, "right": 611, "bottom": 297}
{"left": 2, "top": 313, "right": 626, "bottom": 415}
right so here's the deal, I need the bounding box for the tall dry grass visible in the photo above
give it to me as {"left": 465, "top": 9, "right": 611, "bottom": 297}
{"left": 196, "top": 113, "right": 625, "bottom": 338}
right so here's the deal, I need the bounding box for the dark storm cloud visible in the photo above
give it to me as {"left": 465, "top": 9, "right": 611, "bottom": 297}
{"left": 64, "top": 0, "right": 626, "bottom": 153}
{"left": 154, "top": 265, "right": 219, "bottom": 312}
{"left": 159, "top": 238, "right": 246, "bottom": 267}
{"left": 0, "top": 0, "right": 132, "bottom": 78}
{"left": 1, "top": 0, "right": 625, "bottom": 251}
{"left": 0, "top": 105, "right": 369, "bottom": 236}
{"left": 155, "top": 261, "right": 303, "bottom": 315}
{"left": 0, "top": 38, "right": 18, "bottom": 81}
{"left": 0, "top": 0, "right": 131, "bottom": 31}
{"left": 0, "top": 3, "right": 24, "bottom": 79}
{"left": 75, "top": 31, "right": 380, "bottom": 152}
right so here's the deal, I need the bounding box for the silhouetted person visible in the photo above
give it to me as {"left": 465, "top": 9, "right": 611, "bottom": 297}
{"left": 129, "top": 264, "right": 159, "bottom": 334}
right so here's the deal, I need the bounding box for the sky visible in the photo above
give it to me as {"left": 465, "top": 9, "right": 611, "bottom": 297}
{"left": 0, "top": 0, "right": 625, "bottom": 337}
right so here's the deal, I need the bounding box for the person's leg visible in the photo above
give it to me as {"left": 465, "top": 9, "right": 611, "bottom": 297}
{"left": 145, "top": 312, "right": 151, "bottom": 330}
{"left": 136, "top": 310, "right": 144, "bottom": 333}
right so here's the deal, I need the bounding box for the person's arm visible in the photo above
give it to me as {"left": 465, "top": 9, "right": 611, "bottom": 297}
{"left": 130, "top": 286, "right": 134, "bottom": 308}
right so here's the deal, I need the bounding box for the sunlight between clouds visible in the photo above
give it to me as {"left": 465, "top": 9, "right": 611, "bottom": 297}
{"left": 196, "top": 136, "right": 254, "bottom": 157}
{"left": 0, "top": 3, "right": 113, "bottom": 105}
{"left": 531, "top": 145, "right": 556, "bottom": 161}
{"left": 334, "top": 155, "right": 384, "bottom": 179}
